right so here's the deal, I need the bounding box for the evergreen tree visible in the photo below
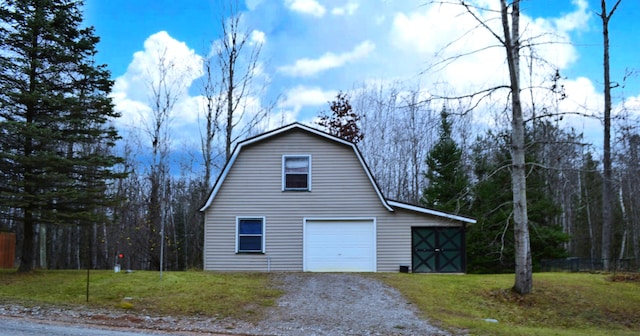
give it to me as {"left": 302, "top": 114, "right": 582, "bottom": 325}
{"left": 467, "top": 128, "right": 569, "bottom": 273}
{"left": 466, "top": 131, "right": 513, "bottom": 273}
{"left": 0, "top": 0, "right": 124, "bottom": 272}
{"left": 421, "top": 107, "right": 469, "bottom": 213}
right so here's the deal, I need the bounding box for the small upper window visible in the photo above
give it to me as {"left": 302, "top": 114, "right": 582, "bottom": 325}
{"left": 283, "top": 155, "right": 311, "bottom": 191}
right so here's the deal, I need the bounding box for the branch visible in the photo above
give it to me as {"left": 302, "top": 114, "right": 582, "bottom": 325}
{"left": 524, "top": 110, "right": 600, "bottom": 124}
{"left": 422, "top": 43, "right": 504, "bottom": 75}
{"left": 608, "top": 0, "right": 623, "bottom": 19}
{"left": 422, "top": 0, "right": 501, "bottom": 14}
{"left": 461, "top": 0, "right": 506, "bottom": 45}
{"left": 430, "top": 85, "right": 511, "bottom": 115}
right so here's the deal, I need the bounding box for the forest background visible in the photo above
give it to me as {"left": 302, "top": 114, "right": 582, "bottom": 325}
{"left": 0, "top": 0, "right": 639, "bottom": 278}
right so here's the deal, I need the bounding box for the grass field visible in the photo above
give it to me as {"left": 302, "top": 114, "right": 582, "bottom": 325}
{"left": 1, "top": 269, "right": 638, "bottom": 335}
{"left": 375, "top": 272, "right": 640, "bottom": 336}
{"left": 0, "top": 269, "right": 281, "bottom": 321}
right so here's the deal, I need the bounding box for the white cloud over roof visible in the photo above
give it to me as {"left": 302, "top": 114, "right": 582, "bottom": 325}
{"left": 277, "top": 40, "right": 375, "bottom": 77}
{"left": 280, "top": 85, "right": 336, "bottom": 107}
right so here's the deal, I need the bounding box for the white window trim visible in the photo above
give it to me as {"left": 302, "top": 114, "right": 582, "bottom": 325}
{"left": 236, "top": 216, "right": 266, "bottom": 253}
{"left": 282, "top": 154, "right": 312, "bottom": 191}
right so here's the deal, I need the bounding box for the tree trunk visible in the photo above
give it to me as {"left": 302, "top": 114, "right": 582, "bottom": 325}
{"left": 618, "top": 184, "right": 627, "bottom": 261}
{"left": 500, "top": 0, "right": 532, "bottom": 294}
{"left": 102, "top": 223, "right": 109, "bottom": 268}
{"left": 18, "top": 210, "right": 35, "bottom": 272}
{"left": 600, "top": 0, "right": 621, "bottom": 271}
{"left": 226, "top": 61, "right": 234, "bottom": 160}
{"left": 39, "top": 225, "right": 47, "bottom": 269}
{"left": 584, "top": 172, "right": 596, "bottom": 261}
{"left": 600, "top": 0, "right": 612, "bottom": 270}
{"left": 75, "top": 225, "right": 81, "bottom": 270}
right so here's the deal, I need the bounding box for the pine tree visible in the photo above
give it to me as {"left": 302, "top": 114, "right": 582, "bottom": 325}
{"left": 467, "top": 129, "right": 568, "bottom": 273}
{"left": 421, "top": 107, "right": 469, "bottom": 213}
{"left": 0, "top": 0, "right": 125, "bottom": 272}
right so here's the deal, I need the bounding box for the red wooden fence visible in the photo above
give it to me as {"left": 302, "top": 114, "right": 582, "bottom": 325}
{"left": 0, "top": 232, "right": 16, "bottom": 268}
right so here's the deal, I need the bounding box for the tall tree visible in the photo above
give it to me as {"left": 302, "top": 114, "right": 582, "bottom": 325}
{"left": 421, "top": 107, "right": 469, "bottom": 213}
{"left": 317, "top": 91, "right": 363, "bottom": 144}
{"left": 437, "top": 0, "right": 531, "bottom": 293}
{"left": 599, "top": 0, "right": 622, "bottom": 271}
{"left": 216, "top": 0, "right": 266, "bottom": 160}
{"left": 499, "top": 0, "right": 532, "bottom": 295}
{"left": 0, "top": 0, "right": 124, "bottom": 272}
{"left": 199, "top": 54, "right": 223, "bottom": 192}
{"left": 143, "top": 47, "right": 183, "bottom": 272}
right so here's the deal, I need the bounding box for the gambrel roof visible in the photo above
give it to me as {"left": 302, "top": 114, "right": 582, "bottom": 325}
{"left": 200, "top": 122, "right": 475, "bottom": 224}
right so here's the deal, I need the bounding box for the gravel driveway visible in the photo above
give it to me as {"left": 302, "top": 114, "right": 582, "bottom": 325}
{"left": 0, "top": 273, "right": 452, "bottom": 336}
{"left": 241, "top": 273, "right": 450, "bottom": 336}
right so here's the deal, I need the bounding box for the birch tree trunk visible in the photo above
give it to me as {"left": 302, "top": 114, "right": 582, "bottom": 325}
{"left": 500, "top": 0, "right": 532, "bottom": 294}
{"left": 39, "top": 225, "right": 46, "bottom": 269}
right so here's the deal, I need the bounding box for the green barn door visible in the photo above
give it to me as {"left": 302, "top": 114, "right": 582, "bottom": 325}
{"left": 412, "top": 227, "right": 465, "bottom": 273}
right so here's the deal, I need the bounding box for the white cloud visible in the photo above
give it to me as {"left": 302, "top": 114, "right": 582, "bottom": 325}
{"left": 332, "top": 2, "right": 359, "bottom": 16}
{"left": 557, "top": 77, "right": 602, "bottom": 139}
{"left": 559, "top": 77, "right": 602, "bottom": 116}
{"left": 621, "top": 95, "right": 640, "bottom": 115}
{"left": 391, "top": 4, "right": 477, "bottom": 56}
{"left": 554, "top": 77, "right": 640, "bottom": 148}
{"left": 284, "top": 0, "right": 326, "bottom": 17}
{"left": 111, "top": 31, "right": 204, "bottom": 143}
{"left": 278, "top": 40, "right": 375, "bottom": 77}
{"left": 279, "top": 86, "right": 337, "bottom": 114}
{"left": 389, "top": 1, "right": 589, "bottom": 98}
{"left": 552, "top": 0, "right": 590, "bottom": 33}
{"left": 250, "top": 29, "right": 266, "bottom": 45}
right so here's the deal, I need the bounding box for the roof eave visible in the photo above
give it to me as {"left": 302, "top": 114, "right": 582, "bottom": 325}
{"left": 386, "top": 200, "right": 476, "bottom": 224}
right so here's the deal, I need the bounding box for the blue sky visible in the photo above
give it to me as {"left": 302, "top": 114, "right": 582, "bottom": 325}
{"left": 83, "top": 0, "right": 640, "bottom": 153}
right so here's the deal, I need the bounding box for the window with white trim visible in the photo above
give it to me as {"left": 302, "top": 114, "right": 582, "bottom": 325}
{"left": 283, "top": 155, "right": 311, "bottom": 191}
{"left": 236, "top": 217, "right": 265, "bottom": 253}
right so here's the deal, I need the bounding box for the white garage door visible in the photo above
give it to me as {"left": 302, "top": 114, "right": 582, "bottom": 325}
{"left": 304, "top": 219, "right": 376, "bottom": 272}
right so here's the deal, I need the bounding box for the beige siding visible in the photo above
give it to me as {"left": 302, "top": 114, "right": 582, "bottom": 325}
{"left": 204, "top": 129, "right": 464, "bottom": 272}
{"left": 376, "top": 208, "right": 463, "bottom": 271}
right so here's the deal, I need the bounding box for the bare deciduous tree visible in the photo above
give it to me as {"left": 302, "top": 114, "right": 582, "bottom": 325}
{"left": 199, "top": 55, "right": 224, "bottom": 191}
{"left": 426, "top": 0, "right": 532, "bottom": 293}
{"left": 142, "top": 47, "right": 191, "bottom": 273}
{"left": 599, "top": 0, "right": 622, "bottom": 271}
{"left": 499, "top": 0, "right": 533, "bottom": 295}
{"left": 215, "top": 0, "right": 268, "bottom": 160}
{"left": 353, "top": 82, "right": 438, "bottom": 204}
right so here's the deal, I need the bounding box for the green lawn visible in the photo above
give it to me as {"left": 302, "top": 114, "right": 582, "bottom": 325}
{"left": 375, "top": 272, "right": 640, "bottom": 336}
{"left": 1, "top": 270, "right": 638, "bottom": 335}
{"left": 0, "top": 269, "right": 281, "bottom": 321}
